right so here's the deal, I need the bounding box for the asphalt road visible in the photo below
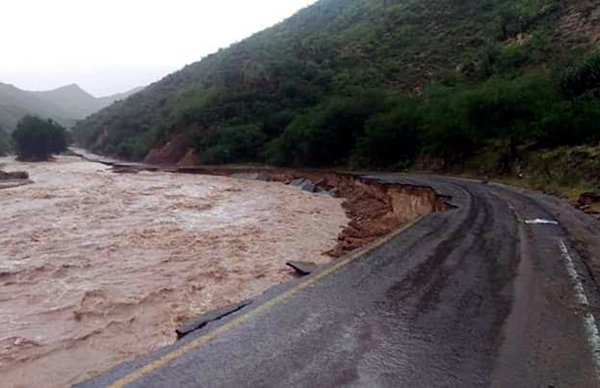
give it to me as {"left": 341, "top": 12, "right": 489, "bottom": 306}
{"left": 77, "top": 174, "right": 600, "bottom": 387}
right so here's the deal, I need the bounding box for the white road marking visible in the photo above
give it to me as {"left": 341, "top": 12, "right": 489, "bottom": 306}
{"left": 559, "top": 240, "right": 600, "bottom": 378}
{"left": 525, "top": 219, "right": 559, "bottom": 225}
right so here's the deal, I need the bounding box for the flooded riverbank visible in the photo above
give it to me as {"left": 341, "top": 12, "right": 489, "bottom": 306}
{"left": 0, "top": 156, "right": 348, "bottom": 387}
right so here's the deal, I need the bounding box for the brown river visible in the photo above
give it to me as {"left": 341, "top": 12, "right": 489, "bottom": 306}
{"left": 0, "top": 155, "right": 348, "bottom": 387}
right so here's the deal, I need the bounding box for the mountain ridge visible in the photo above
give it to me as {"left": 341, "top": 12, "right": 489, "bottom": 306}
{"left": 0, "top": 82, "right": 144, "bottom": 132}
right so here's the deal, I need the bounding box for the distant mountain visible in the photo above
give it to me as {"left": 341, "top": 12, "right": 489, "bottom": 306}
{"left": 32, "top": 84, "right": 102, "bottom": 119}
{"left": 0, "top": 82, "right": 144, "bottom": 132}
{"left": 98, "top": 86, "right": 145, "bottom": 106}
{"left": 0, "top": 82, "right": 68, "bottom": 131}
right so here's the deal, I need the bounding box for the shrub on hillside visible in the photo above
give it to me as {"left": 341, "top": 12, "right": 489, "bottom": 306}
{"left": 117, "top": 136, "right": 149, "bottom": 161}
{"left": 356, "top": 99, "right": 421, "bottom": 167}
{"left": 464, "top": 74, "right": 557, "bottom": 140}
{"left": 269, "top": 92, "right": 386, "bottom": 166}
{"left": 561, "top": 50, "right": 600, "bottom": 98}
{"left": 12, "top": 115, "right": 69, "bottom": 161}
{"left": 196, "top": 123, "right": 268, "bottom": 164}
{"left": 418, "top": 85, "right": 479, "bottom": 166}
{"left": 537, "top": 98, "right": 600, "bottom": 147}
{"left": 0, "top": 126, "right": 11, "bottom": 156}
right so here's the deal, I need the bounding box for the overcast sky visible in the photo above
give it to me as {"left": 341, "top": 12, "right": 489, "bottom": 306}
{"left": 0, "top": 0, "right": 316, "bottom": 97}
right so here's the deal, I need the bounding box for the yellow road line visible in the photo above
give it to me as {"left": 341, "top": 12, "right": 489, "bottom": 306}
{"left": 108, "top": 215, "right": 425, "bottom": 388}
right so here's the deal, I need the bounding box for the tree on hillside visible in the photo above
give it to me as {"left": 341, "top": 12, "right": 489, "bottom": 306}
{"left": 12, "top": 115, "right": 69, "bottom": 161}
{"left": 0, "top": 125, "right": 11, "bottom": 156}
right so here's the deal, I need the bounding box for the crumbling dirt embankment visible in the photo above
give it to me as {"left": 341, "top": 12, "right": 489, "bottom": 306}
{"left": 122, "top": 165, "right": 452, "bottom": 257}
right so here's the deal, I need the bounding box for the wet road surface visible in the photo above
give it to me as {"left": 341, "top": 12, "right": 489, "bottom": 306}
{"left": 77, "top": 174, "right": 600, "bottom": 387}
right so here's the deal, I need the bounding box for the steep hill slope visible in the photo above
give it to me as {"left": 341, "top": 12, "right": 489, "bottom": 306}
{"left": 0, "top": 82, "right": 143, "bottom": 132}
{"left": 72, "top": 0, "right": 600, "bottom": 166}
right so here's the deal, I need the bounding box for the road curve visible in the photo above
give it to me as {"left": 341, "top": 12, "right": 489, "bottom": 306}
{"left": 76, "top": 174, "right": 600, "bottom": 387}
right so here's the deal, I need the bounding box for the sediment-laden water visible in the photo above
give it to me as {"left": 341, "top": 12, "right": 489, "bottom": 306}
{"left": 0, "top": 156, "right": 348, "bottom": 387}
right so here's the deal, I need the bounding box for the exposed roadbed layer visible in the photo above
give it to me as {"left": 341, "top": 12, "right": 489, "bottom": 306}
{"left": 78, "top": 173, "right": 600, "bottom": 387}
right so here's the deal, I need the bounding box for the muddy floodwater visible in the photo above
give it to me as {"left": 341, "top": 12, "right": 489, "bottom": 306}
{"left": 0, "top": 156, "right": 348, "bottom": 387}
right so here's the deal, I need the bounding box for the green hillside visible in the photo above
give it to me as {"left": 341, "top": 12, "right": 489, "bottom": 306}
{"left": 72, "top": 0, "right": 600, "bottom": 170}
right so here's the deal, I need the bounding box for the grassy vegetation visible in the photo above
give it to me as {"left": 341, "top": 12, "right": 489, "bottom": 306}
{"left": 427, "top": 145, "right": 600, "bottom": 202}
{"left": 72, "top": 0, "right": 600, "bottom": 187}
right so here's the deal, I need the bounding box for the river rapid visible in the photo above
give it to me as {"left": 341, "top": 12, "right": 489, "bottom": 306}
{"left": 0, "top": 155, "right": 348, "bottom": 387}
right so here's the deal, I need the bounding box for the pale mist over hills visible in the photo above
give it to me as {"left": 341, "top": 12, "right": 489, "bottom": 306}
{"left": 0, "top": 81, "right": 144, "bottom": 131}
